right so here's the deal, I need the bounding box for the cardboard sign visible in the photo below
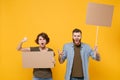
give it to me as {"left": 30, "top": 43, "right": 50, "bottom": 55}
{"left": 22, "top": 51, "right": 54, "bottom": 68}
{"left": 86, "top": 2, "right": 114, "bottom": 26}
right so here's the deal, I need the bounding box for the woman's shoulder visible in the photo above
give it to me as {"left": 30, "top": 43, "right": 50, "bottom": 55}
{"left": 48, "top": 48, "right": 54, "bottom": 51}
{"left": 30, "top": 46, "right": 40, "bottom": 51}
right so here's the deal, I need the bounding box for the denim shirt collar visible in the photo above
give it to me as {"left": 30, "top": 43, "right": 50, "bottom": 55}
{"left": 71, "top": 42, "right": 83, "bottom": 48}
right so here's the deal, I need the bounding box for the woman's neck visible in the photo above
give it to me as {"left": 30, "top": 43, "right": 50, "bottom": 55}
{"left": 39, "top": 47, "right": 48, "bottom": 51}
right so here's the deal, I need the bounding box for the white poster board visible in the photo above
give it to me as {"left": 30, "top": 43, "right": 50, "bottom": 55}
{"left": 22, "top": 51, "right": 54, "bottom": 68}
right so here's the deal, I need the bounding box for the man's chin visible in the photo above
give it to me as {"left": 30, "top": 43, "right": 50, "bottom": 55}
{"left": 74, "top": 42, "right": 80, "bottom": 45}
{"left": 73, "top": 39, "right": 81, "bottom": 45}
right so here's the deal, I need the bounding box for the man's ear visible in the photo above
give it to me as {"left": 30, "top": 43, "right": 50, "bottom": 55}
{"left": 80, "top": 35, "right": 82, "bottom": 39}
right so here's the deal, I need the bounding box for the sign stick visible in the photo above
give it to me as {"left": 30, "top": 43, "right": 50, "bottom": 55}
{"left": 95, "top": 26, "right": 99, "bottom": 46}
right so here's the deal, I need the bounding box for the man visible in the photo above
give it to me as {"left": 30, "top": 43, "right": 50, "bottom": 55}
{"left": 58, "top": 28, "right": 100, "bottom": 80}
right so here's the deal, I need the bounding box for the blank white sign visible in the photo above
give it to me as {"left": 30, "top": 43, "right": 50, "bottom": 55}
{"left": 86, "top": 2, "right": 114, "bottom": 27}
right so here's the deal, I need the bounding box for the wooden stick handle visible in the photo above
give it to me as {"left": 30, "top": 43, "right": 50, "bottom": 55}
{"left": 95, "top": 26, "right": 99, "bottom": 46}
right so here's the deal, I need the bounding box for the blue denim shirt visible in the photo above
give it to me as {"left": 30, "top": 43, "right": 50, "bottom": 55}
{"left": 62, "top": 42, "right": 97, "bottom": 80}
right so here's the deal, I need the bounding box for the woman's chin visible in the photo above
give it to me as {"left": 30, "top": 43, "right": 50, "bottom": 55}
{"left": 41, "top": 45, "right": 45, "bottom": 48}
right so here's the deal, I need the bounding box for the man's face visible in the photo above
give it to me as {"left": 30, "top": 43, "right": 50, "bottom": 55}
{"left": 72, "top": 32, "right": 82, "bottom": 46}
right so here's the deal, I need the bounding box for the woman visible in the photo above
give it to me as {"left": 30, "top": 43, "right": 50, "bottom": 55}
{"left": 17, "top": 32, "right": 55, "bottom": 80}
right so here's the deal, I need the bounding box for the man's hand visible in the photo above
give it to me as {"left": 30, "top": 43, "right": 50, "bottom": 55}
{"left": 58, "top": 50, "right": 64, "bottom": 64}
{"left": 94, "top": 46, "right": 100, "bottom": 61}
{"left": 58, "top": 50, "right": 64, "bottom": 57}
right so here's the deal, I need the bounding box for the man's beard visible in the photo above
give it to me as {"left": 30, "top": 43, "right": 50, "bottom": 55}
{"left": 72, "top": 39, "right": 81, "bottom": 46}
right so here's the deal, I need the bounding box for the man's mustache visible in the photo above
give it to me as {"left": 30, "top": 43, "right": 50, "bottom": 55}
{"left": 72, "top": 39, "right": 81, "bottom": 42}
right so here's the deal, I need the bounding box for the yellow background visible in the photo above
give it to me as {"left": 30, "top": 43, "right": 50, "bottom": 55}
{"left": 0, "top": 0, "right": 120, "bottom": 80}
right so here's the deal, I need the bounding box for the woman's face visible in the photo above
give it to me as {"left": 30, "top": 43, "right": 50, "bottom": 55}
{"left": 38, "top": 36, "right": 47, "bottom": 48}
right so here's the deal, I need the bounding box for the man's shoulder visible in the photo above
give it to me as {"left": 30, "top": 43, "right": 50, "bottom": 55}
{"left": 81, "top": 42, "right": 91, "bottom": 48}
{"left": 63, "top": 42, "right": 73, "bottom": 49}
{"left": 81, "top": 42, "right": 88, "bottom": 45}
